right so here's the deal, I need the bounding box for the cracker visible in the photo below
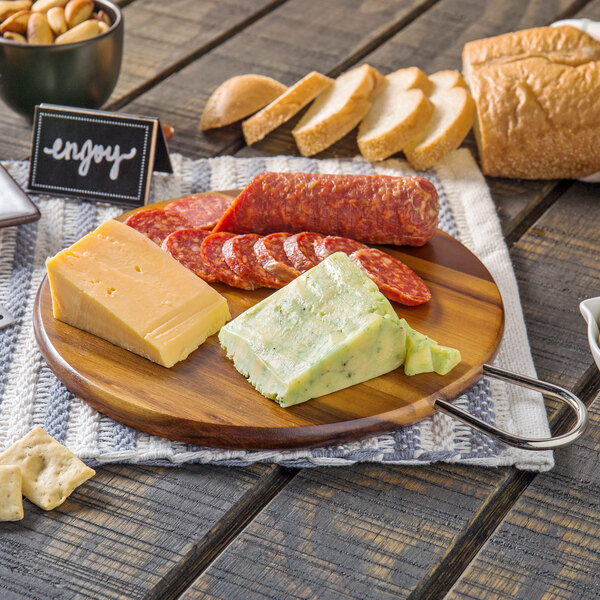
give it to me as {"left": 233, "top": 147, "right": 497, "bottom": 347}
{"left": 0, "top": 426, "right": 95, "bottom": 511}
{"left": 0, "top": 465, "right": 24, "bottom": 521}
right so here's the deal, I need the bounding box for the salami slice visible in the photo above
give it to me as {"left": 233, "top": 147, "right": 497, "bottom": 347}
{"left": 314, "top": 236, "right": 368, "bottom": 260}
{"left": 161, "top": 229, "right": 216, "bottom": 282}
{"left": 253, "top": 233, "right": 300, "bottom": 283}
{"left": 213, "top": 172, "right": 439, "bottom": 246}
{"left": 223, "top": 234, "right": 286, "bottom": 289}
{"left": 125, "top": 208, "right": 191, "bottom": 245}
{"left": 350, "top": 248, "right": 431, "bottom": 306}
{"left": 283, "top": 232, "right": 324, "bottom": 272}
{"left": 200, "top": 233, "right": 255, "bottom": 290}
{"left": 164, "top": 193, "right": 233, "bottom": 229}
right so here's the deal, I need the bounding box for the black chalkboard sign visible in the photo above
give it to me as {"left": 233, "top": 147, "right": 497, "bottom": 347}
{"left": 28, "top": 104, "right": 172, "bottom": 207}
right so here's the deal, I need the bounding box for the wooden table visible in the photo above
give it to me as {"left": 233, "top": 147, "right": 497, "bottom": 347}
{"left": 2, "top": 1, "right": 600, "bottom": 598}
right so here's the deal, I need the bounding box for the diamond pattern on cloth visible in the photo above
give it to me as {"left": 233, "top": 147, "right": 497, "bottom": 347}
{"left": 0, "top": 152, "right": 554, "bottom": 471}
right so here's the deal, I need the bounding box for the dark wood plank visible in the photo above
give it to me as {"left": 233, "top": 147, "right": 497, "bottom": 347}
{"left": 447, "top": 376, "right": 600, "bottom": 600}
{"left": 0, "top": 0, "right": 282, "bottom": 160}
{"left": 184, "top": 464, "right": 506, "bottom": 600}
{"left": 121, "top": 0, "right": 442, "bottom": 159}
{"left": 511, "top": 182, "right": 600, "bottom": 389}
{"left": 0, "top": 462, "right": 281, "bottom": 600}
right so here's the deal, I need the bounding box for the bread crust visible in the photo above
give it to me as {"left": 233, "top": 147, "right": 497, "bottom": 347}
{"left": 242, "top": 71, "right": 333, "bottom": 145}
{"left": 199, "top": 75, "right": 287, "bottom": 130}
{"left": 463, "top": 26, "right": 600, "bottom": 179}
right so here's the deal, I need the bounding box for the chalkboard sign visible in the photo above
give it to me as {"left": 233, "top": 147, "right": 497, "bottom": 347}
{"left": 28, "top": 104, "right": 173, "bottom": 207}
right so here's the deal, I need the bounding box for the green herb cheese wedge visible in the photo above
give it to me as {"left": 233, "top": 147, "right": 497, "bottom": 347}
{"left": 219, "top": 252, "right": 406, "bottom": 407}
{"left": 400, "top": 319, "right": 461, "bottom": 376}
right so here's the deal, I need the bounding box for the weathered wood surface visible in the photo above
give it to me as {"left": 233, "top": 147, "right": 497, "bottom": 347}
{"left": 123, "top": 0, "right": 442, "bottom": 158}
{"left": 0, "top": 0, "right": 281, "bottom": 160}
{"left": 184, "top": 463, "right": 506, "bottom": 600}
{"left": 0, "top": 462, "right": 278, "bottom": 600}
{"left": 0, "top": 0, "right": 599, "bottom": 599}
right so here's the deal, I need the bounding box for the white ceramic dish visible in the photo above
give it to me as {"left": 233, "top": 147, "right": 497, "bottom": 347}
{"left": 580, "top": 297, "right": 600, "bottom": 371}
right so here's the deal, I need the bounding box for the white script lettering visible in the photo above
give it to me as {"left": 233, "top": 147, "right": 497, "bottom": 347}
{"left": 43, "top": 138, "right": 137, "bottom": 180}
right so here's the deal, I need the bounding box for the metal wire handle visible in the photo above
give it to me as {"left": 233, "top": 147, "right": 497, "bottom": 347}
{"left": 434, "top": 364, "right": 588, "bottom": 450}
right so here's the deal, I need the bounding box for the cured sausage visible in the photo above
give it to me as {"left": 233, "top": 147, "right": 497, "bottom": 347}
{"left": 350, "top": 248, "right": 431, "bottom": 306}
{"left": 164, "top": 193, "right": 233, "bottom": 229}
{"left": 213, "top": 172, "right": 439, "bottom": 246}
{"left": 283, "top": 232, "right": 324, "bottom": 272}
{"left": 161, "top": 229, "right": 216, "bottom": 282}
{"left": 125, "top": 208, "right": 191, "bottom": 245}
{"left": 223, "top": 234, "right": 286, "bottom": 289}
{"left": 314, "top": 236, "right": 367, "bottom": 260}
{"left": 253, "top": 233, "right": 300, "bottom": 283}
{"left": 200, "top": 233, "right": 255, "bottom": 290}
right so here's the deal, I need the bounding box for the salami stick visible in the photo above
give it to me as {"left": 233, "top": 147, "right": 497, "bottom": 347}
{"left": 213, "top": 172, "right": 439, "bottom": 246}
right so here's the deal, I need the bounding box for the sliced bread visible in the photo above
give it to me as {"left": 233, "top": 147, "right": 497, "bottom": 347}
{"left": 357, "top": 67, "right": 434, "bottom": 162}
{"left": 403, "top": 70, "right": 475, "bottom": 170}
{"left": 292, "top": 64, "right": 384, "bottom": 156}
{"left": 200, "top": 75, "right": 287, "bottom": 130}
{"left": 242, "top": 71, "right": 333, "bottom": 145}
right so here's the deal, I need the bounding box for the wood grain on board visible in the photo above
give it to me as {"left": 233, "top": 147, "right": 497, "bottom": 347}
{"left": 34, "top": 218, "right": 503, "bottom": 448}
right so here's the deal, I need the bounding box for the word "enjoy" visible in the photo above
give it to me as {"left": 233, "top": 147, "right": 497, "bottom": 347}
{"left": 43, "top": 138, "right": 137, "bottom": 180}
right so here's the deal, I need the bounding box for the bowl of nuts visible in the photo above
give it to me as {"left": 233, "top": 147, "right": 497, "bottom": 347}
{"left": 0, "top": 0, "right": 123, "bottom": 118}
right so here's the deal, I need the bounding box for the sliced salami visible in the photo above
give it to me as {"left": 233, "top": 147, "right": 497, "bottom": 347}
{"left": 314, "top": 236, "right": 368, "bottom": 260}
{"left": 200, "top": 233, "right": 255, "bottom": 290}
{"left": 164, "top": 193, "right": 233, "bottom": 229}
{"left": 125, "top": 208, "right": 191, "bottom": 245}
{"left": 223, "top": 234, "right": 286, "bottom": 289}
{"left": 350, "top": 248, "right": 431, "bottom": 306}
{"left": 161, "top": 229, "right": 216, "bottom": 282}
{"left": 283, "top": 232, "right": 324, "bottom": 272}
{"left": 253, "top": 233, "right": 300, "bottom": 283}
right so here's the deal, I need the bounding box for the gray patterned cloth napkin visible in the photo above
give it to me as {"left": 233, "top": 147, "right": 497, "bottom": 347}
{"left": 0, "top": 150, "right": 554, "bottom": 471}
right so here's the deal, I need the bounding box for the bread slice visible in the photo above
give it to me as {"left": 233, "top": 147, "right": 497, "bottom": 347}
{"left": 357, "top": 67, "right": 434, "bottom": 162}
{"left": 403, "top": 70, "right": 475, "bottom": 170}
{"left": 200, "top": 75, "right": 287, "bottom": 130}
{"left": 428, "top": 69, "right": 469, "bottom": 91}
{"left": 242, "top": 71, "right": 333, "bottom": 145}
{"left": 292, "top": 64, "right": 384, "bottom": 156}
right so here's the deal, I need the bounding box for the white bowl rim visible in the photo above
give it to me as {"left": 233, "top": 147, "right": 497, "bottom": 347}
{"left": 580, "top": 296, "right": 600, "bottom": 368}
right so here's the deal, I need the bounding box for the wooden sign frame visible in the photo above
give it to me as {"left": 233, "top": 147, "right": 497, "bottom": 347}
{"left": 28, "top": 104, "right": 172, "bottom": 207}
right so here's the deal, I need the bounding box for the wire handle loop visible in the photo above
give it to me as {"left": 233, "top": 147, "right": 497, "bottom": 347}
{"left": 434, "top": 364, "right": 588, "bottom": 450}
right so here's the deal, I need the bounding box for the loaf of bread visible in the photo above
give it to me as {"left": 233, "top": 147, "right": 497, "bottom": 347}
{"left": 462, "top": 26, "right": 600, "bottom": 179}
{"left": 200, "top": 75, "right": 287, "bottom": 130}
{"left": 292, "top": 64, "right": 383, "bottom": 156}
{"left": 242, "top": 71, "right": 333, "bottom": 145}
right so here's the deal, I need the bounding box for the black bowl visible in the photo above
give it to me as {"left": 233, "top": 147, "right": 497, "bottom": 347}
{"left": 0, "top": 0, "right": 123, "bottom": 119}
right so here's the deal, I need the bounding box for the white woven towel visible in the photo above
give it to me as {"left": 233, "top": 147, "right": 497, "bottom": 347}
{"left": 0, "top": 150, "right": 554, "bottom": 471}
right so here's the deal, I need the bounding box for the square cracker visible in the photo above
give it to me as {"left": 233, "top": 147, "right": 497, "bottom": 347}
{"left": 0, "top": 465, "right": 24, "bottom": 521}
{"left": 0, "top": 427, "right": 95, "bottom": 511}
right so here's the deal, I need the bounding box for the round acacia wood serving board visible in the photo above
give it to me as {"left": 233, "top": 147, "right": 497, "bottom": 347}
{"left": 33, "top": 194, "right": 504, "bottom": 450}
